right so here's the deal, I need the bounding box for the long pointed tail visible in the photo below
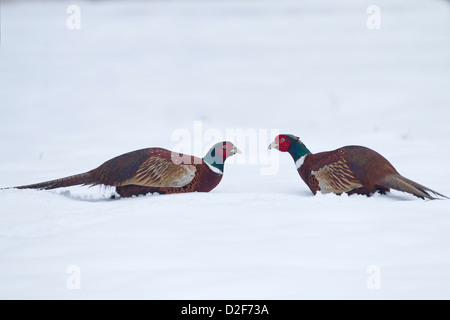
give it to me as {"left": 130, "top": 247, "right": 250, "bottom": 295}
{"left": 13, "top": 171, "right": 96, "bottom": 190}
{"left": 382, "top": 174, "right": 448, "bottom": 200}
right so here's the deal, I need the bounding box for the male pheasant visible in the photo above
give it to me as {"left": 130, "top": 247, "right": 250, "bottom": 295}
{"left": 268, "top": 134, "right": 447, "bottom": 200}
{"left": 9, "top": 141, "right": 241, "bottom": 197}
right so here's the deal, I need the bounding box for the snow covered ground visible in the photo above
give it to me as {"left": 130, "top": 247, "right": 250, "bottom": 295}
{"left": 0, "top": 0, "right": 449, "bottom": 299}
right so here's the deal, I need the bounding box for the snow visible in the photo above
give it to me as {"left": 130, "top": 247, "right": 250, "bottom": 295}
{"left": 1, "top": 0, "right": 450, "bottom": 299}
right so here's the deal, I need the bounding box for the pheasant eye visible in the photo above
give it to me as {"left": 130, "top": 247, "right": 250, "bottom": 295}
{"left": 281, "top": 138, "right": 285, "bottom": 142}
{"left": 223, "top": 145, "right": 227, "bottom": 149}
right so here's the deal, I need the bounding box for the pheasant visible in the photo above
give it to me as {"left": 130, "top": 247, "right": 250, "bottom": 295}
{"left": 9, "top": 141, "right": 241, "bottom": 197}
{"left": 268, "top": 134, "right": 447, "bottom": 200}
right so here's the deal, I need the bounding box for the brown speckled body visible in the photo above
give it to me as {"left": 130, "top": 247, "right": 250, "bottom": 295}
{"left": 299, "top": 146, "right": 398, "bottom": 196}
{"left": 112, "top": 150, "right": 223, "bottom": 196}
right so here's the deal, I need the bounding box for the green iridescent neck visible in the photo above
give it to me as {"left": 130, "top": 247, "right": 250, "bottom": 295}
{"left": 203, "top": 148, "right": 224, "bottom": 172}
{"left": 288, "top": 141, "right": 312, "bottom": 162}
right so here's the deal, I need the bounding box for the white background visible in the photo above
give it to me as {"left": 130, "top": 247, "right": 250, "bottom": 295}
{"left": 0, "top": 0, "right": 449, "bottom": 299}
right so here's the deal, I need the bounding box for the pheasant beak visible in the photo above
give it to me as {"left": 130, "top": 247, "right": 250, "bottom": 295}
{"left": 232, "top": 146, "right": 242, "bottom": 155}
{"left": 268, "top": 141, "right": 279, "bottom": 150}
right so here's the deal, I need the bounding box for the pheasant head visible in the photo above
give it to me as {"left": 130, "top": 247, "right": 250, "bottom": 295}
{"left": 268, "top": 134, "right": 311, "bottom": 162}
{"left": 203, "top": 141, "right": 241, "bottom": 173}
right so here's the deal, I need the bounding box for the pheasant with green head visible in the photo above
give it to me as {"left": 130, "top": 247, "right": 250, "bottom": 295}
{"left": 9, "top": 141, "right": 241, "bottom": 197}
{"left": 268, "top": 134, "right": 447, "bottom": 200}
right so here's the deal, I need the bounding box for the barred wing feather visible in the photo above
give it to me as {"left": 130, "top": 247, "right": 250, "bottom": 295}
{"left": 118, "top": 157, "right": 196, "bottom": 188}
{"left": 311, "top": 160, "right": 363, "bottom": 194}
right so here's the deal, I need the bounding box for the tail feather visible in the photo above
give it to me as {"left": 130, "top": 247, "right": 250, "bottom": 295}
{"left": 14, "top": 172, "right": 95, "bottom": 190}
{"left": 382, "top": 174, "right": 448, "bottom": 200}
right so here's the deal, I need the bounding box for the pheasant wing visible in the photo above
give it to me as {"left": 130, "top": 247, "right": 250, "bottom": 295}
{"left": 311, "top": 159, "right": 363, "bottom": 194}
{"left": 117, "top": 156, "right": 197, "bottom": 188}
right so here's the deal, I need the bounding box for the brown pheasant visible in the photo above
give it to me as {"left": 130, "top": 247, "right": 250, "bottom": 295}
{"left": 269, "top": 134, "right": 447, "bottom": 200}
{"left": 9, "top": 141, "right": 241, "bottom": 197}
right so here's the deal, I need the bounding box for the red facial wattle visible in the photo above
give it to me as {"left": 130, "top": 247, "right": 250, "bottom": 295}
{"left": 218, "top": 142, "right": 233, "bottom": 159}
{"left": 277, "top": 135, "right": 290, "bottom": 152}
